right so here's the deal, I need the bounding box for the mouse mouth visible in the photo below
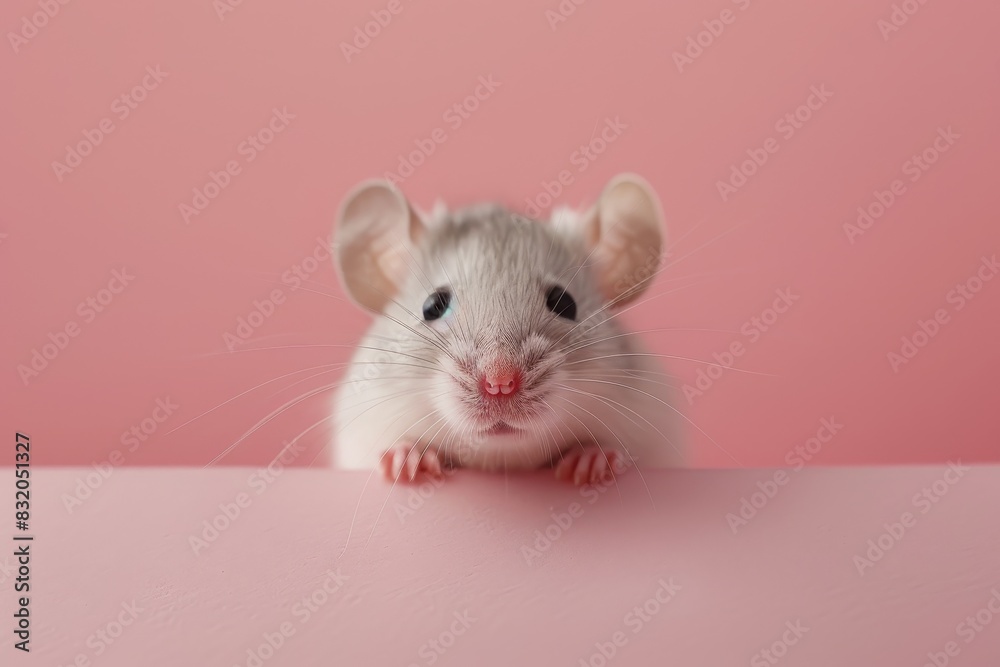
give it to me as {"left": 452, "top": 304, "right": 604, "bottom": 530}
{"left": 483, "top": 421, "right": 519, "bottom": 436}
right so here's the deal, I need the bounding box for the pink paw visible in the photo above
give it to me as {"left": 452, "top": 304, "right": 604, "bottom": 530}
{"left": 380, "top": 442, "right": 444, "bottom": 482}
{"left": 554, "top": 446, "right": 626, "bottom": 485}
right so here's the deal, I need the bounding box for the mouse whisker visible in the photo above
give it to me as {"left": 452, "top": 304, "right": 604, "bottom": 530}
{"left": 430, "top": 251, "right": 476, "bottom": 347}
{"left": 554, "top": 382, "right": 685, "bottom": 464}
{"left": 275, "top": 413, "right": 337, "bottom": 468}
{"left": 336, "top": 380, "right": 474, "bottom": 475}
{"left": 548, "top": 227, "right": 607, "bottom": 320}
{"left": 563, "top": 352, "right": 776, "bottom": 377}
{"left": 400, "top": 235, "right": 479, "bottom": 348}
{"left": 242, "top": 275, "right": 352, "bottom": 305}
{"left": 199, "top": 341, "right": 442, "bottom": 370}
{"left": 561, "top": 326, "right": 743, "bottom": 357}
{"left": 325, "top": 385, "right": 424, "bottom": 427}
{"left": 543, "top": 395, "right": 631, "bottom": 506}
{"left": 340, "top": 398, "right": 449, "bottom": 559}
{"left": 219, "top": 369, "right": 438, "bottom": 468}
{"left": 268, "top": 366, "right": 352, "bottom": 397}
{"left": 336, "top": 359, "right": 451, "bottom": 379}
{"left": 353, "top": 346, "right": 442, "bottom": 368}
{"left": 292, "top": 277, "right": 455, "bottom": 357}
{"left": 198, "top": 345, "right": 445, "bottom": 383}
{"left": 571, "top": 264, "right": 747, "bottom": 347}
{"left": 204, "top": 380, "right": 344, "bottom": 467}
{"left": 564, "top": 377, "right": 744, "bottom": 467}
{"left": 562, "top": 368, "right": 682, "bottom": 390}
{"left": 395, "top": 234, "right": 438, "bottom": 295}
{"left": 660, "top": 216, "right": 757, "bottom": 274}
{"left": 165, "top": 362, "right": 347, "bottom": 436}
{"left": 412, "top": 413, "right": 454, "bottom": 476}
{"left": 309, "top": 387, "right": 423, "bottom": 470}
{"left": 430, "top": 402, "right": 478, "bottom": 466}
{"left": 363, "top": 411, "right": 453, "bottom": 553}
{"left": 529, "top": 405, "right": 564, "bottom": 466}
{"left": 549, "top": 275, "right": 713, "bottom": 353}
{"left": 192, "top": 342, "right": 357, "bottom": 359}
{"left": 379, "top": 309, "right": 453, "bottom": 357}
{"left": 429, "top": 418, "right": 466, "bottom": 466}
{"left": 580, "top": 272, "right": 710, "bottom": 327}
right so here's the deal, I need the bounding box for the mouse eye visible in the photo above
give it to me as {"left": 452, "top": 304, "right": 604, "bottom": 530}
{"left": 422, "top": 289, "right": 453, "bottom": 321}
{"left": 545, "top": 286, "right": 576, "bottom": 321}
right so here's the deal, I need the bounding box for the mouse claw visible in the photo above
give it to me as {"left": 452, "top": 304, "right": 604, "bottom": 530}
{"left": 380, "top": 442, "right": 444, "bottom": 483}
{"left": 555, "top": 446, "right": 625, "bottom": 485}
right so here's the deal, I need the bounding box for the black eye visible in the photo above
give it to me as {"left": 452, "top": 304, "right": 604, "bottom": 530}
{"left": 545, "top": 286, "right": 576, "bottom": 320}
{"left": 422, "top": 289, "right": 452, "bottom": 321}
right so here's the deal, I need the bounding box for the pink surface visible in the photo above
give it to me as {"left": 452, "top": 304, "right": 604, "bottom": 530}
{"left": 7, "top": 466, "right": 1000, "bottom": 665}
{"left": 2, "top": 0, "right": 1000, "bottom": 467}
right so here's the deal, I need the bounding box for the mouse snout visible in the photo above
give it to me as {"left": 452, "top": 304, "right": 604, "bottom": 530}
{"left": 479, "top": 365, "right": 522, "bottom": 399}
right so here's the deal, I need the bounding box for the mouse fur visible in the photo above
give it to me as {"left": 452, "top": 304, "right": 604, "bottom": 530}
{"left": 331, "top": 174, "right": 685, "bottom": 482}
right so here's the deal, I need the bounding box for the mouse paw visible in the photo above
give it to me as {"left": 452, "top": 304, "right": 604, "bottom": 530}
{"left": 554, "top": 446, "right": 626, "bottom": 485}
{"left": 380, "top": 442, "right": 444, "bottom": 482}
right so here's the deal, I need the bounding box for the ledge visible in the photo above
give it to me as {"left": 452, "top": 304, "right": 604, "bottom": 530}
{"left": 12, "top": 466, "right": 1000, "bottom": 666}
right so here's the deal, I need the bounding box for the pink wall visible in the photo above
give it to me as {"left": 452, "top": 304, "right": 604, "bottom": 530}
{"left": 2, "top": 0, "right": 998, "bottom": 468}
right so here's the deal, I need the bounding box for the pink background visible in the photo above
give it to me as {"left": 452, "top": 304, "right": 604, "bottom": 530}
{"left": 2, "top": 0, "right": 998, "bottom": 468}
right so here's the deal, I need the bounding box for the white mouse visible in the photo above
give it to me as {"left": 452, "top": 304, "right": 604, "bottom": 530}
{"left": 331, "top": 173, "right": 685, "bottom": 484}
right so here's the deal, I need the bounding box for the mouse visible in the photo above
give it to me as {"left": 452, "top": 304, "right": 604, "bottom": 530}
{"left": 330, "top": 173, "right": 685, "bottom": 484}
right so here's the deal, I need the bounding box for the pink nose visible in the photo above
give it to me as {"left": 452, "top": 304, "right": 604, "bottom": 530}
{"left": 480, "top": 369, "right": 521, "bottom": 398}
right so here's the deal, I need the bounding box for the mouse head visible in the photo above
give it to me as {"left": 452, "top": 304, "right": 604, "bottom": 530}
{"left": 334, "top": 174, "right": 665, "bottom": 445}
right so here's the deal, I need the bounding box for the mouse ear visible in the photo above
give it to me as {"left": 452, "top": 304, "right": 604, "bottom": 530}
{"left": 579, "top": 174, "right": 665, "bottom": 307}
{"left": 334, "top": 180, "right": 426, "bottom": 313}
